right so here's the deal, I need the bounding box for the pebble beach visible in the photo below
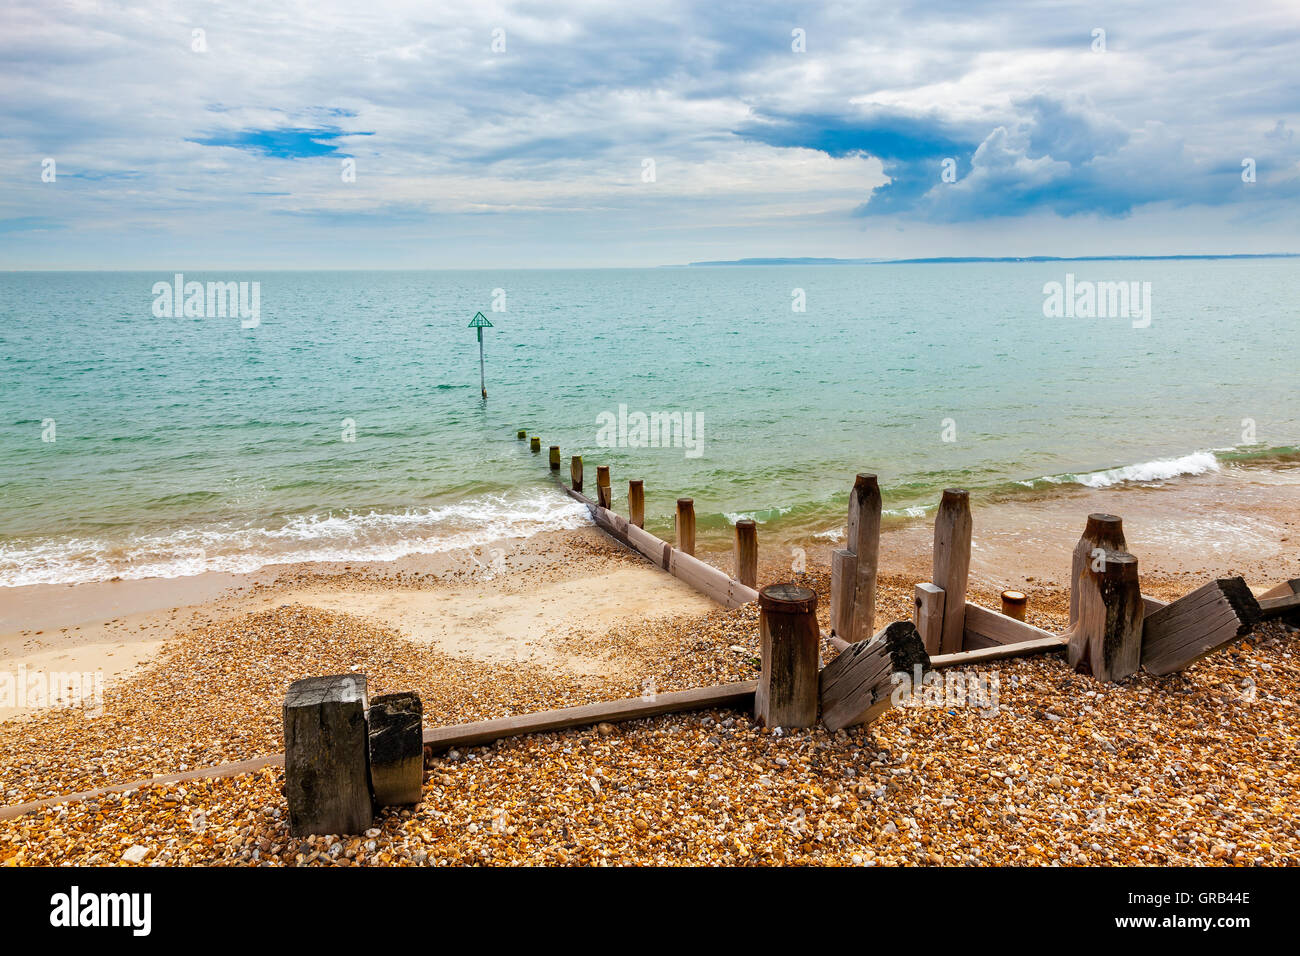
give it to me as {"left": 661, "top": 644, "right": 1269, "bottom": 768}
{"left": 1, "top": 525, "right": 1296, "bottom": 867}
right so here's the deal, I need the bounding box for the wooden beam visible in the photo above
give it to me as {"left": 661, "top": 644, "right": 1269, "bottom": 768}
{"left": 930, "top": 636, "right": 1066, "bottom": 669}
{"left": 848, "top": 473, "right": 882, "bottom": 641}
{"left": 423, "top": 681, "right": 758, "bottom": 753}
{"left": 1258, "top": 591, "right": 1300, "bottom": 620}
{"left": 963, "top": 601, "right": 1058, "bottom": 649}
{"left": 913, "top": 582, "right": 945, "bottom": 656}
{"left": 1070, "top": 514, "right": 1126, "bottom": 626}
{"left": 932, "top": 488, "right": 972, "bottom": 654}
{"left": 368, "top": 691, "right": 423, "bottom": 807}
{"left": 283, "top": 675, "right": 372, "bottom": 837}
{"left": 570, "top": 455, "right": 583, "bottom": 493}
{"left": 1258, "top": 577, "right": 1300, "bottom": 600}
{"left": 1141, "top": 577, "right": 1262, "bottom": 675}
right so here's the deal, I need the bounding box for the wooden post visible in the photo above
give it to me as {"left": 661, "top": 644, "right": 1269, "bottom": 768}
{"left": 596, "top": 466, "right": 612, "bottom": 509}
{"left": 548, "top": 446, "right": 560, "bottom": 471}
{"left": 848, "top": 473, "right": 882, "bottom": 642}
{"left": 530, "top": 436, "right": 541, "bottom": 453}
{"left": 932, "top": 488, "right": 972, "bottom": 655}
{"left": 628, "top": 480, "right": 645, "bottom": 529}
{"left": 913, "top": 582, "right": 945, "bottom": 656}
{"left": 675, "top": 498, "right": 696, "bottom": 555}
{"left": 755, "top": 584, "right": 820, "bottom": 728}
{"left": 516, "top": 429, "right": 526, "bottom": 440}
{"left": 367, "top": 691, "right": 423, "bottom": 807}
{"left": 734, "top": 519, "right": 758, "bottom": 589}
{"left": 570, "top": 455, "right": 583, "bottom": 492}
{"left": 1000, "top": 590, "right": 1027, "bottom": 621}
{"left": 284, "top": 675, "right": 372, "bottom": 837}
{"left": 1070, "top": 514, "right": 1125, "bottom": 626}
{"left": 830, "top": 549, "right": 857, "bottom": 640}
{"left": 1067, "top": 549, "right": 1143, "bottom": 681}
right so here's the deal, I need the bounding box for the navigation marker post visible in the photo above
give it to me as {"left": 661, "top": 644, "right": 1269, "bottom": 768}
{"left": 469, "top": 311, "right": 493, "bottom": 399}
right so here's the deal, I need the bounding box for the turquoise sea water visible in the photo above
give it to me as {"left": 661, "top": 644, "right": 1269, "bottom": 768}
{"left": 2, "top": 261, "right": 1298, "bottom": 585}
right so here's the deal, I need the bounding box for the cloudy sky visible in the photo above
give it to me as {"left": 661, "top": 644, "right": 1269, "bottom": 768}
{"left": 2, "top": 0, "right": 1298, "bottom": 268}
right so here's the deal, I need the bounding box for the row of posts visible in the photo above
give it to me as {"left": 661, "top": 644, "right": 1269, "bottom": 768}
{"left": 518, "top": 429, "right": 758, "bottom": 588}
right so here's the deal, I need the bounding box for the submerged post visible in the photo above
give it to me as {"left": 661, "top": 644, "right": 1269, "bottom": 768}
{"left": 755, "top": 584, "right": 820, "bottom": 728}
{"left": 549, "top": 445, "right": 561, "bottom": 471}
{"left": 734, "top": 518, "right": 758, "bottom": 589}
{"left": 570, "top": 455, "right": 584, "bottom": 492}
{"left": 932, "top": 488, "right": 972, "bottom": 655}
{"left": 676, "top": 498, "right": 696, "bottom": 555}
{"left": 516, "top": 429, "right": 526, "bottom": 440}
{"left": 628, "top": 480, "right": 645, "bottom": 528}
{"left": 530, "top": 436, "right": 541, "bottom": 453}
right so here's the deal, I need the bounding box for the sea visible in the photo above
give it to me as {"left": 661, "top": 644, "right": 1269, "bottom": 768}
{"left": 2, "top": 259, "right": 1298, "bottom": 586}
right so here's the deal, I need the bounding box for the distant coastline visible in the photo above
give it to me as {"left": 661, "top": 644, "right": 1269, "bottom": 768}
{"left": 679, "top": 253, "right": 1300, "bottom": 267}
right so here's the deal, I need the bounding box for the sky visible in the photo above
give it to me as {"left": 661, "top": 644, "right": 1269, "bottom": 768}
{"left": 1, "top": 0, "right": 1298, "bottom": 269}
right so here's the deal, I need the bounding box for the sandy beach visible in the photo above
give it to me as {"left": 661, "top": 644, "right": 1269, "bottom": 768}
{"left": 0, "top": 468, "right": 1297, "bottom": 866}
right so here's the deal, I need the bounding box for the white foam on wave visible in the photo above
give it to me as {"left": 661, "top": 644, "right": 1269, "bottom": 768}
{"left": 0, "top": 490, "right": 592, "bottom": 587}
{"left": 1053, "top": 451, "right": 1222, "bottom": 489}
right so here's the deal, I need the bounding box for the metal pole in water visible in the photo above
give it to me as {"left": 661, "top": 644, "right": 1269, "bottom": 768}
{"left": 469, "top": 311, "right": 493, "bottom": 399}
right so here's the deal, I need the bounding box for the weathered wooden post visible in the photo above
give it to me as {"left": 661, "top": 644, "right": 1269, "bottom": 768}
{"left": 932, "top": 489, "right": 972, "bottom": 654}
{"left": 848, "top": 473, "right": 882, "bottom": 642}
{"left": 549, "top": 445, "right": 561, "bottom": 471}
{"left": 820, "top": 621, "right": 931, "bottom": 731}
{"left": 1070, "top": 514, "right": 1125, "bottom": 626}
{"left": 516, "top": 429, "right": 526, "bottom": 440}
{"left": 830, "top": 549, "right": 857, "bottom": 640}
{"left": 1067, "top": 549, "right": 1143, "bottom": 681}
{"left": 530, "top": 436, "right": 541, "bottom": 453}
{"left": 676, "top": 498, "right": 696, "bottom": 555}
{"left": 1142, "top": 578, "right": 1261, "bottom": 675}
{"left": 284, "top": 675, "right": 372, "bottom": 837}
{"left": 734, "top": 518, "right": 758, "bottom": 588}
{"left": 913, "top": 582, "right": 945, "bottom": 655}
{"left": 628, "top": 479, "right": 645, "bottom": 528}
{"left": 570, "top": 455, "right": 583, "bottom": 492}
{"left": 368, "top": 691, "right": 423, "bottom": 806}
{"left": 1001, "top": 589, "right": 1027, "bottom": 621}
{"left": 596, "top": 466, "right": 612, "bottom": 509}
{"left": 755, "top": 584, "right": 820, "bottom": 728}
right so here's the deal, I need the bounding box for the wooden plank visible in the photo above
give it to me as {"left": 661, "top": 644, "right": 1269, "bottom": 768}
{"left": 1141, "top": 577, "right": 1260, "bottom": 676}
{"left": 913, "top": 582, "right": 945, "bottom": 656}
{"left": 929, "top": 636, "right": 1066, "bottom": 669}
{"left": 963, "top": 602, "right": 1058, "bottom": 646}
{"left": 830, "top": 549, "right": 857, "bottom": 639}
{"left": 1258, "top": 577, "right": 1300, "bottom": 600}
{"left": 848, "top": 473, "right": 882, "bottom": 641}
{"left": 626, "top": 522, "right": 671, "bottom": 570}
{"left": 932, "top": 489, "right": 972, "bottom": 654}
{"left": 1258, "top": 591, "right": 1300, "bottom": 619}
{"left": 423, "top": 681, "right": 758, "bottom": 753}
{"left": 1142, "top": 594, "right": 1168, "bottom": 615}
{"left": 0, "top": 755, "right": 284, "bottom": 822}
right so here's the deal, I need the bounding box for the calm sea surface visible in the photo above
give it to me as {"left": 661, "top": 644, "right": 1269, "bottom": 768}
{"left": 2, "top": 261, "right": 1297, "bottom": 585}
